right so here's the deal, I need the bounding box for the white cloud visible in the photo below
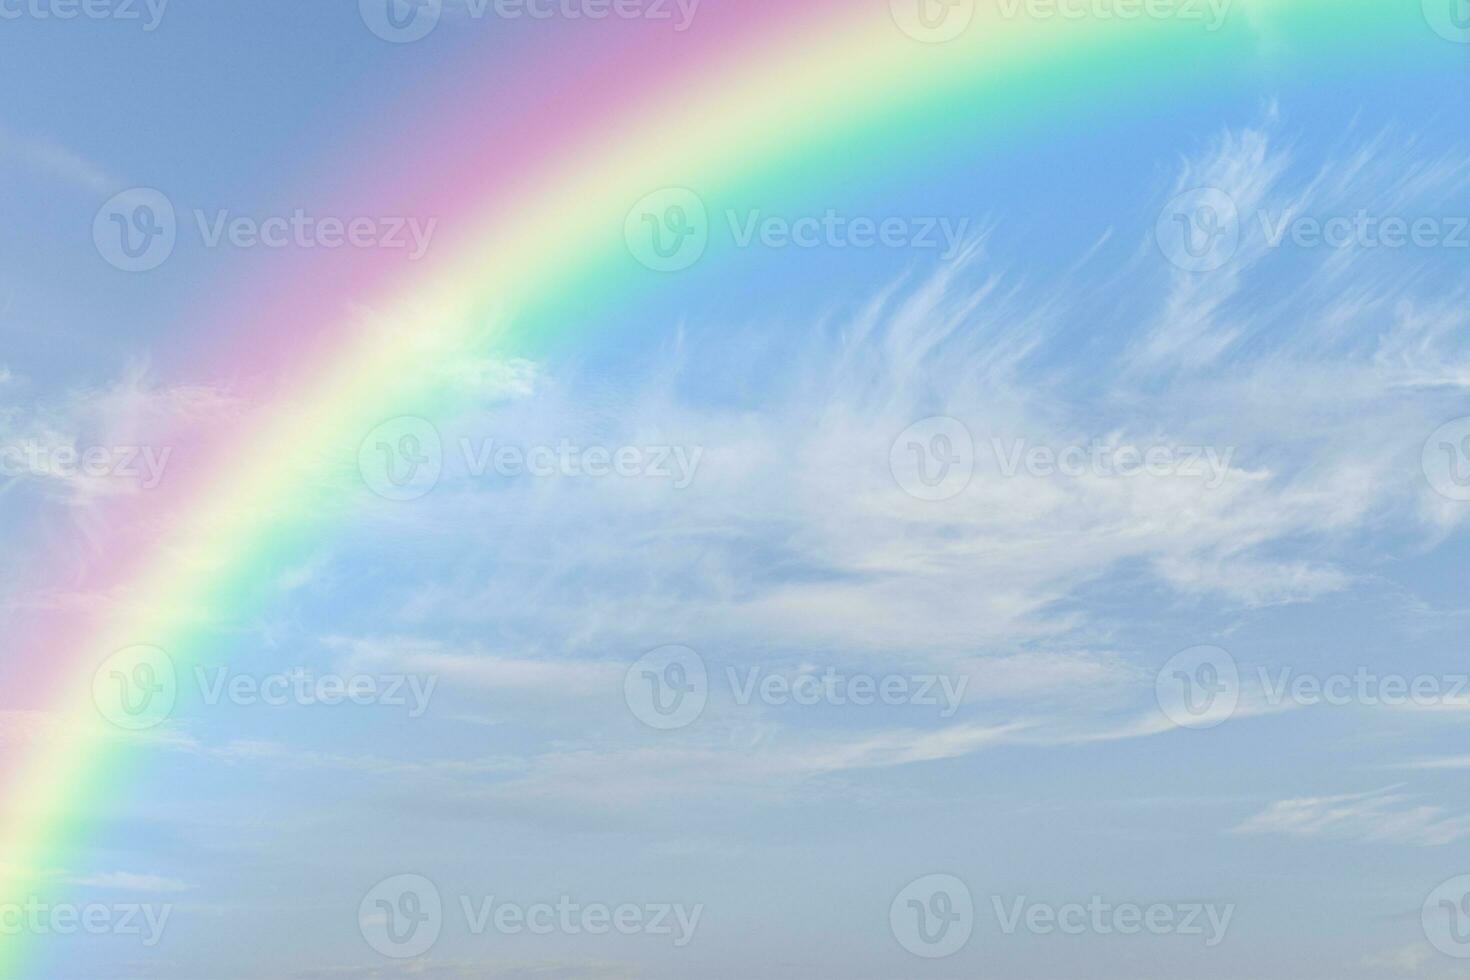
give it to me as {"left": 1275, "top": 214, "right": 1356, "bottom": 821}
{"left": 1361, "top": 942, "right": 1470, "bottom": 980}
{"left": 16, "top": 114, "right": 1469, "bottom": 866}
{"left": 0, "top": 360, "right": 238, "bottom": 507}
{"left": 1404, "top": 756, "right": 1470, "bottom": 770}
{"left": 328, "top": 635, "right": 621, "bottom": 698}
{"left": 217, "top": 117, "right": 1470, "bottom": 829}
{"left": 1233, "top": 786, "right": 1470, "bottom": 847}
{"left": 64, "top": 871, "right": 190, "bottom": 893}
{"left": 0, "top": 124, "right": 120, "bottom": 194}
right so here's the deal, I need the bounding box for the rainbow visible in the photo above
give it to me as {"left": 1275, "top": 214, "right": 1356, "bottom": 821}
{"left": 0, "top": 0, "right": 1450, "bottom": 973}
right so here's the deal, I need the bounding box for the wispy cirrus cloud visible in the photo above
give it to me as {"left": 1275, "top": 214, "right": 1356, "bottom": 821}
{"left": 0, "top": 123, "right": 121, "bottom": 194}
{"left": 1233, "top": 786, "right": 1470, "bottom": 847}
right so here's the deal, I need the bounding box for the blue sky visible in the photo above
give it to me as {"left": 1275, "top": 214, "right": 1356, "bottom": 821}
{"left": 3, "top": 2, "right": 1470, "bottom": 979}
